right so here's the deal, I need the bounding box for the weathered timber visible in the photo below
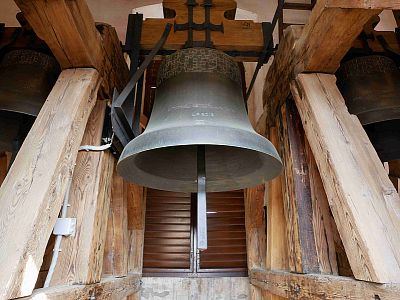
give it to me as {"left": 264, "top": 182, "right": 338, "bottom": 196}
{"left": 250, "top": 269, "right": 400, "bottom": 300}
{"left": 277, "top": 99, "right": 323, "bottom": 274}
{"left": 49, "top": 101, "right": 115, "bottom": 286}
{"left": 305, "top": 140, "right": 339, "bottom": 275}
{"left": 22, "top": 274, "right": 140, "bottom": 300}
{"left": 14, "top": 0, "right": 129, "bottom": 98}
{"left": 291, "top": 73, "right": 400, "bottom": 283}
{"left": 141, "top": 0, "right": 263, "bottom": 60}
{"left": 326, "top": 0, "right": 400, "bottom": 9}
{"left": 127, "top": 184, "right": 146, "bottom": 300}
{"left": 255, "top": 0, "right": 381, "bottom": 133}
{"left": 265, "top": 127, "right": 288, "bottom": 300}
{"left": 103, "top": 169, "right": 129, "bottom": 277}
{"left": 0, "top": 152, "right": 10, "bottom": 186}
{"left": 245, "top": 185, "right": 266, "bottom": 300}
{"left": 0, "top": 69, "right": 100, "bottom": 298}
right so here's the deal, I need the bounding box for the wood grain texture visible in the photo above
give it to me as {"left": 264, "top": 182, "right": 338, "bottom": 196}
{"left": 103, "top": 168, "right": 129, "bottom": 277}
{"left": 0, "top": 68, "right": 100, "bottom": 298}
{"left": 14, "top": 0, "right": 129, "bottom": 98}
{"left": 250, "top": 269, "right": 400, "bottom": 300}
{"left": 127, "top": 184, "right": 146, "bottom": 274}
{"left": 0, "top": 152, "right": 10, "bottom": 186}
{"left": 305, "top": 140, "right": 339, "bottom": 275}
{"left": 255, "top": 0, "right": 381, "bottom": 132}
{"left": 22, "top": 274, "right": 140, "bottom": 300}
{"left": 277, "top": 100, "right": 320, "bottom": 274}
{"left": 265, "top": 127, "right": 288, "bottom": 300}
{"left": 291, "top": 73, "right": 400, "bottom": 283}
{"left": 245, "top": 185, "right": 266, "bottom": 300}
{"left": 326, "top": 0, "right": 400, "bottom": 9}
{"left": 140, "top": 0, "right": 263, "bottom": 59}
{"left": 49, "top": 101, "right": 115, "bottom": 286}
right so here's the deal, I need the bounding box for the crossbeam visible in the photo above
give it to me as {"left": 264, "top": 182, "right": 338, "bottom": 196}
{"left": 21, "top": 274, "right": 140, "bottom": 300}
{"left": 250, "top": 269, "right": 400, "bottom": 300}
{"left": 14, "top": 0, "right": 129, "bottom": 98}
{"left": 255, "top": 0, "right": 384, "bottom": 132}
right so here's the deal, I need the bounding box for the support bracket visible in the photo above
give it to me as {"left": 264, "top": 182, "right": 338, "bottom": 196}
{"left": 110, "top": 22, "right": 172, "bottom": 155}
{"left": 174, "top": 0, "right": 224, "bottom": 48}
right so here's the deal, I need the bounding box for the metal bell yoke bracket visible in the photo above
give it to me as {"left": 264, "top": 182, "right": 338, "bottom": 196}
{"left": 109, "top": 16, "right": 172, "bottom": 156}
{"left": 174, "top": 0, "right": 224, "bottom": 48}
{"left": 245, "top": 0, "right": 284, "bottom": 101}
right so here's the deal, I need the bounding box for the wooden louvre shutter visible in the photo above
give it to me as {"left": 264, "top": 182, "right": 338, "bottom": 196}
{"left": 199, "top": 190, "right": 247, "bottom": 273}
{"left": 143, "top": 189, "right": 247, "bottom": 276}
{"left": 143, "top": 189, "right": 192, "bottom": 273}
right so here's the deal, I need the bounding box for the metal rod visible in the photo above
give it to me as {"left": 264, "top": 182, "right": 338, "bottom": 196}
{"left": 197, "top": 145, "right": 207, "bottom": 250}
{"left": 245, "top": 0, "right": 285, "bottom": 101}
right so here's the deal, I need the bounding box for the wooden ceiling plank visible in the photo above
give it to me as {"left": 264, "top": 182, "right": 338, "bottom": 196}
{"left": 0, "top": 69, "right": 100, "bottom": 298}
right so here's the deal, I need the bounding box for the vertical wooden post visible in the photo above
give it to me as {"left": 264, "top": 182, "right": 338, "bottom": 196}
{"left": 265, "top": 127, "right": 289, "bottom": 300}
{"left": 291, "top": 73, "right": 400, "bottom": 283}
{"left": 245, "top": 185, "right": 267, "bottom": 300}
{"left": 0, "top": 69, "right": 100, "bottom": 298}
{"left": 126, "top": 183, "right": 146, "bottom": 300}
{"left": 277, "top": 99, "right": 337, "bottom": 274}
{"left": 0, "top": 152, "right": 11, "bottom": 186}
{"left": 102, "top": 168, "right": 129, "bottom": 277}
{"left": 49, "top": 101, "right": 115, "bottom": 286}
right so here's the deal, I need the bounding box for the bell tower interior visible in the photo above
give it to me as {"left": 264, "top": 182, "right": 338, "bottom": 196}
{"left": 0, "top": 1, "right": 399, "bottom": 300}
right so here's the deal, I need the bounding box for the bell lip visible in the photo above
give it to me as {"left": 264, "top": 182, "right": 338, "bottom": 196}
{"left": 117, "top": 125, "right": 283, "bottom": 192}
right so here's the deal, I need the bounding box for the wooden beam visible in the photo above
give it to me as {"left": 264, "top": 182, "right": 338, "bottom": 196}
{"left": 305, "top": 140, "right": 339, "bottom": 275}
{"left": 103, "top": 169, "right": 129, "bottom": 277}
{"left": 14, "top": 0, "right": 129, "bottom": 98}
{"left": 277, "top": 99, "right": 338, "bottom": 274}
{"left": 291, "top": 73, "right": 400, "bottom": 283}
{"left": 265, "top": 127, "right": 288, "bottom": 300}
{"left": 126, "top": 184, "right": 146, "bottom": 300}
{"left": 22, "top": 274, "right": 140, "bottom": 300}
{"left": 141, "top": 0, "right": 264, "bottom": 60}
{"left": 245, "top": 185, "right": 267, "bottom": 300}
{"left": 0, "top": 69, "right": 100, "bottom": 298}
{"left": 49, "top": 101, "right": 115, "bottom": 286}
{"left": 326, "top": 0, "right": 400, "bottom": 9}
{"left": 250, "top": 269, "right": 400, "bottom": 300}
{"left": 256, "top": 0, "right": 381, "bottom": 132}
{"left": 0, "top": 152, "right": 11, "bottom": 186}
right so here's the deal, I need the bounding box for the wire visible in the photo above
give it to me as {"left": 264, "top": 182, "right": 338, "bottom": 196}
{"left": 43, "top": 178, "right": 72, "bottom": 288}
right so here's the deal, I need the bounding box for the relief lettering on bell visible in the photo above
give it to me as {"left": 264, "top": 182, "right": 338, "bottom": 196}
{"left": 117, "top": 48, "right": 282, "bottom": 192}
{"left": 336, "top": 55, "right": 400, "bottom": 161}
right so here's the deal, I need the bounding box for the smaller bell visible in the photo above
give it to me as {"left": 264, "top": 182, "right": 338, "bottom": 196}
{"left": 0, "top": 49, "right": 60, "bottom": 153}
{"left": 336, "top": 55, "right": 400, "bottom": 161}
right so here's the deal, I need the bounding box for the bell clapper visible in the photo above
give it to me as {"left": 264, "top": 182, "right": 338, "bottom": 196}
{"left": 197, "top": 145, "right": 207, "bottom": 251}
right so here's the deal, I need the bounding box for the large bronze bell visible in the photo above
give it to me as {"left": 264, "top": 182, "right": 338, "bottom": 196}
{"left": 0, "top": 49, "right": 60, "bottom": 153}
{"left": 117, "top": 47, "right": 282, "bottom": 193}
{"left": 337, "top": 55, "right": 400, "bottom": 161}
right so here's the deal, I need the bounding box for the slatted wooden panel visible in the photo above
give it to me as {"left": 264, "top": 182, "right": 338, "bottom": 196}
{"left": 143, "top": 189, "right": 192, "bottom": 272}
{"left": 200, "top": 190, "right": 247, "bottom": 271}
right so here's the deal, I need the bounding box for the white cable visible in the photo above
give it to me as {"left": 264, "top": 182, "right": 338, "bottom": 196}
{"left": 43, "top": 178, "right": 72, "bottom": 288}
{"left": 79, "top": 143, "right": 112, "bottom": 152}
{"left": 78, "top": 134, "right": 113, "bottom": 152}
